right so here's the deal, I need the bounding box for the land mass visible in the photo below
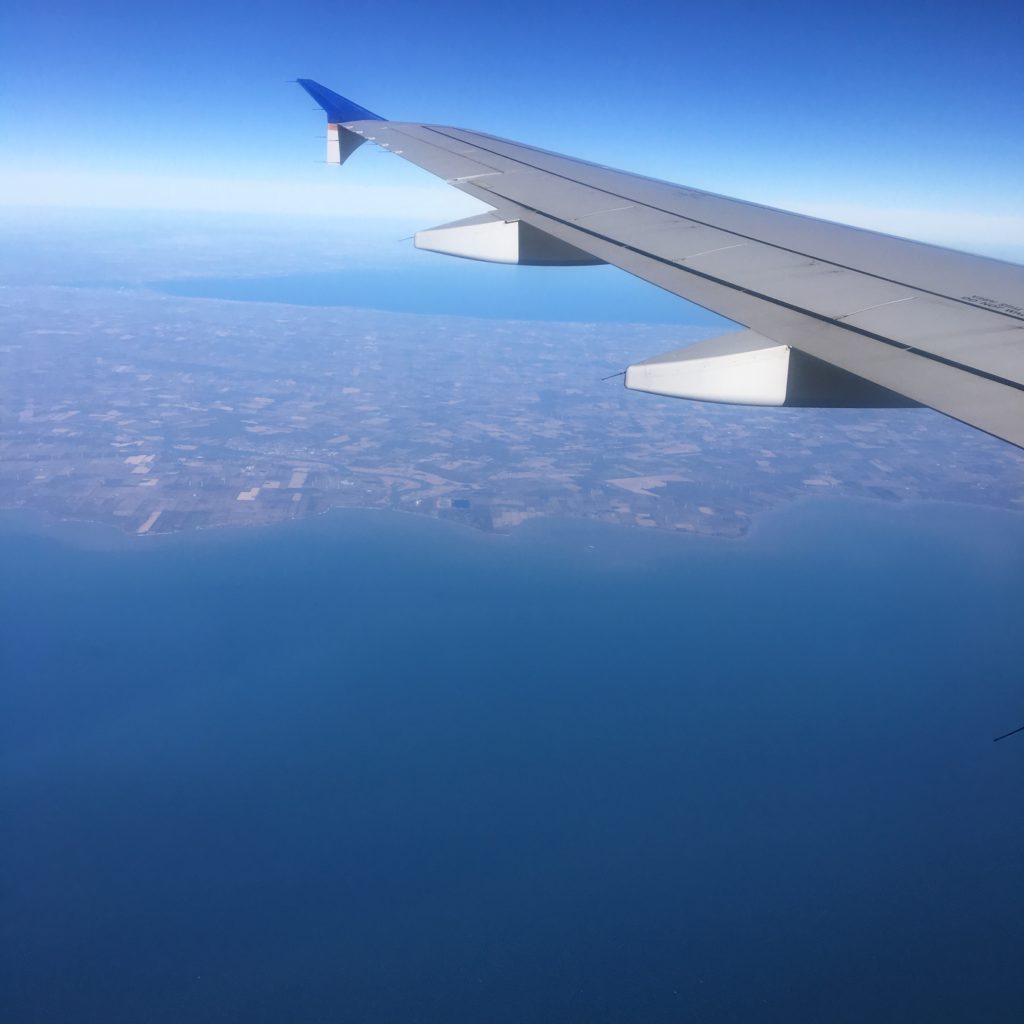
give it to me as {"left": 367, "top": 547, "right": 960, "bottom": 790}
{"left": 1, "top": 285, "right": 1021, "bottom": 539}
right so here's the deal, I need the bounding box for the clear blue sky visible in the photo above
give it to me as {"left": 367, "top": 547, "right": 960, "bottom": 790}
{"left": 3, "top": 0, "right": 1022, "bottom": 256}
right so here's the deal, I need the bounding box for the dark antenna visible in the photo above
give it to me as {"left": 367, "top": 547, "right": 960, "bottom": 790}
{"left": 993, "top": 723, "right": 1024, "bottom": 743}
{"left": 601, "top": 370, "right": 626, "bottom": 382}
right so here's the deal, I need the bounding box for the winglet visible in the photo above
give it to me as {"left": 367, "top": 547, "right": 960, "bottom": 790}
{"left": 296, "top": 79, "right": 385, "bottom": 123}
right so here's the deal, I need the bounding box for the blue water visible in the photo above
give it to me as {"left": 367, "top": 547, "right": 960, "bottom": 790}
{"left": 151, "top": 261, "right": 734, "bottom": 326}
{"left": 2, "top": 502, "right": 1023, "bottom": 1022}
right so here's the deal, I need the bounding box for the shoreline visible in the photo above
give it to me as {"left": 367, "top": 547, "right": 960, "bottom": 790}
{"left": 2, "top": 490, "right": 1021, "bottom": 558}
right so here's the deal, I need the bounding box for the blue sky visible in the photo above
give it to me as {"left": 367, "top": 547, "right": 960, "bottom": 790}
{"left": 3, "top": 0, "right": 1022, "bottom": 256}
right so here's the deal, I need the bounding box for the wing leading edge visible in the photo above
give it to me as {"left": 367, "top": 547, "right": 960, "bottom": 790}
{"left": 297, "top": 79, "right": 1024, "bottom": 448}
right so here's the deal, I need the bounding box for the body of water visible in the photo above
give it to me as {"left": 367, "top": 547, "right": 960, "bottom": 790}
{"left": 2, "top": 502, "right": 1022, "bottom": 1022}
{"left": 152, "top": 260, "right": 735, "bottom": 327}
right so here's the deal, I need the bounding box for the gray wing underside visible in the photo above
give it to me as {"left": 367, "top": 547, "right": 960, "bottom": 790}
{"left": 338, "top": 117, "right": 1024, "bottom": 448}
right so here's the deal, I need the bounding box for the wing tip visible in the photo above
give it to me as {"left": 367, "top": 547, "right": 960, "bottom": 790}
{"left": 296, "top": 79, "right": 386, "bottom": 123}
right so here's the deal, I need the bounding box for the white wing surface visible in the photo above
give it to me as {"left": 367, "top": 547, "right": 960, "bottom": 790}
{"left": 298, "top": 80, "right": 1024, "bottom": 448}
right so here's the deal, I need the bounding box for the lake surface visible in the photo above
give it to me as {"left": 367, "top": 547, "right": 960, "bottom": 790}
{"left": 152, "top": 261, "right": 735, "bottom": 327}
{"left": 2, "top": 501, "right": 1022, "bottom": 1022}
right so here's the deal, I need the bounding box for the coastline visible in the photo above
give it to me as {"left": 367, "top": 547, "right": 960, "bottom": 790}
{"left": 2, "top": 490, "right": 1021, "bottom": 564}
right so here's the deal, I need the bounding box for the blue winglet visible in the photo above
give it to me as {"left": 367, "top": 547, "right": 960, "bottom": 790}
{"left": 296, "top": 79, "right": 385, "bottom": 123}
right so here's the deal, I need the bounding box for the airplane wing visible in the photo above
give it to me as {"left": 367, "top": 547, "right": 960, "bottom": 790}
{"left": 297, "top": 79, "right": 1024, "bottom": 448}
